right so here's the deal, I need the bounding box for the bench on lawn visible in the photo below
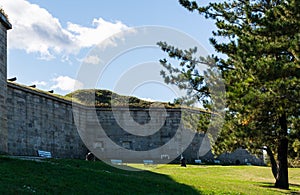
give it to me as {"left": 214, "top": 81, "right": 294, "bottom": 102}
{"left": 110, "top": 159, "right": 123, "bottom": 165}
{"left": 143, "top": 160, "right": 154, "bottom": 165}
{"left": 214, "top": 160, "right": 221, "bottom": 164}
{"left": 195, "top": 159, "right": 202, "bottom": 164}
{"left": 37, "top": 150, "right": 52, "bottom": 158}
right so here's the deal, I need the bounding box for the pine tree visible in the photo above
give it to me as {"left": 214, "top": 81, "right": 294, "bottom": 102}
{"left": 159, "top": 0, "right": 300, "bottom": 189}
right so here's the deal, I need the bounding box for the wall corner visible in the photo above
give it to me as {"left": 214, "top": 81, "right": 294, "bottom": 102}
{"left": 0, "top": 11, "right": 11, "bottom": 154}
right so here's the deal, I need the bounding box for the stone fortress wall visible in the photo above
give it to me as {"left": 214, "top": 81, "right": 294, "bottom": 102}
{"left": 0, "top": 11, "right": 11, "bottom": 154}
{"left": 6, "top": 81, "right": 208, "bottom": 162}
{"left": 6, "top": 82, "right": 87, "bottom": 158}
{"left": 0, "top": 12, "right": 264, "bottom": 165}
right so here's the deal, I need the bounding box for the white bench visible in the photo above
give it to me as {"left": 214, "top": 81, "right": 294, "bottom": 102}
{"left": 160, "top": 154, "right": 170, "bottom": 159}
{"left": 143, "top": 160, "right": 154, "bottom": 165}
{"left": 37, "top": 150, "right": 52, "bottom": 158}
{"left": 195, "top": 159, "right": 202, "bottom": 164}
{"left": 214, "top": 160, "right": 221, "bottom": 164}
{"left": 110, "top": 159, "right": 123, "bottom": 165}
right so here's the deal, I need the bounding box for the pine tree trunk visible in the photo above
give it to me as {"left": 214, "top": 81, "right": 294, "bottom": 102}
{"left": 275, "top": 138, "right": 289, "bottom": 189}
{"left": 265, "top": 147, "right": 277, "bottom": 179}
{"left": 275, "top": 113, "right": 289, "bottom": 189}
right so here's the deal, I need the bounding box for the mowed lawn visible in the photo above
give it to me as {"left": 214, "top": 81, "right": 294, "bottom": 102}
{"left": 0, "top": 156, "right": 299, "bottom": 194}
{"left": 134, "top": 164, "right": 300, "bottom": 194}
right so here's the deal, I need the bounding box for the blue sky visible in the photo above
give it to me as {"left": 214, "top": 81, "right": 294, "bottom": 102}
{"left": 2, "top": 0, "right": 217, "bottom": 102}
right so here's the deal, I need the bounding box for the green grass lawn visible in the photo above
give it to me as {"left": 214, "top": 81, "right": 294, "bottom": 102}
{"left": 0, "top": 156, "right": 299, "bottom": 194}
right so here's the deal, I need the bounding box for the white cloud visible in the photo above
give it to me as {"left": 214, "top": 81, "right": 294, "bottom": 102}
{"left": 67, "top": 18, "right": 128, "bottom": 48}
{"left": 31, "top": 80, "right": 47, "bottom": 86}
{"left": 82, "top": 55, "right": 101, "bottom": 65}
{"left": 1, "top": 0, "right": 129, "bottom": 60}
{"left": 51, "top": 76, "right": 82, "bottom": 91}
{"left": 139, "top": 97, "right": 156, "bottom": 102}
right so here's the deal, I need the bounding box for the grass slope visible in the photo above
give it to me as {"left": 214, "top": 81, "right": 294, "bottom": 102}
{"left": 66, "top": 89, "right": 172, "bottom": 108}
{"left": 0, "top": 156, "right": 299, "bottom": 194}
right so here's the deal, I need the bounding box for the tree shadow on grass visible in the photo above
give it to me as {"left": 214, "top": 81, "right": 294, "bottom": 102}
{"left": 75, "top": 160, "right": 201, "bottom": 194}
{"left": 0, "top": 157, "right": 201, "bottom": 194}
{"left": 259, "top": 182, "right": 300, "bottom": 194}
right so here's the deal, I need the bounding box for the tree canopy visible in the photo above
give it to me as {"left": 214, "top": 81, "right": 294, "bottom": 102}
{"left": 159, "top": 0, "right": 300, "bottom": 189}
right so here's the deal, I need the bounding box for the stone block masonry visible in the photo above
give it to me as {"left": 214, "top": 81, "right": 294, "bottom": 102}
{"left": 7, "top": 83, "right": 88, "bottom": 158}
{"left": 6, "top": 82, "right": 205, "bottom": 160}
{"left": 76, "top": 107, "right": 206, "bottom": 162}
{"left": 6, "top": 82, "right": 264, "bottom": 164}
{"left": 5, "top": 80, "right": 210, "bottom": 161}
{"left": 0, "top": 12, "right": 11, "bottom": 154}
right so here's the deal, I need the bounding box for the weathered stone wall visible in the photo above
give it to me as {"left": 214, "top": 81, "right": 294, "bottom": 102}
{"left": 0, "top": 12, "right": 11, "bottom": 153}
{"left": 74, "top": 107, "right": 206, "bottom": 162}
{"left": 4, "top": 82, "right": 264, "bottom": 165}
{"left": 7, "top": 83, "right": 88, "bottom": 158}
{"left": 218, "top": 148, "right": 264, "bottom": 165}
{"left": 5, "top": 82, "right": 264, "bottom": 165}
{"left": 6, "top": 83, "right": 207, "bottom": 162}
